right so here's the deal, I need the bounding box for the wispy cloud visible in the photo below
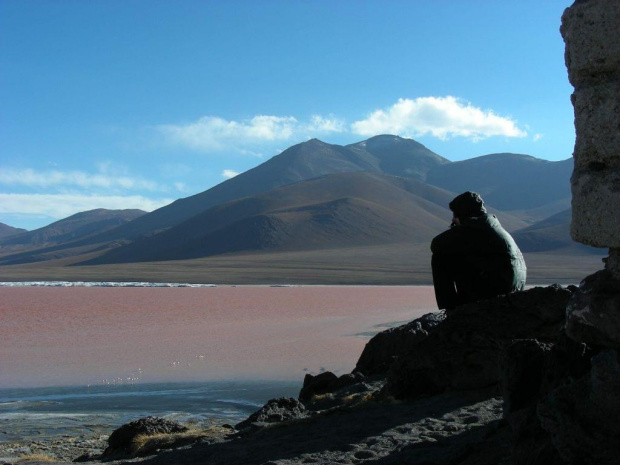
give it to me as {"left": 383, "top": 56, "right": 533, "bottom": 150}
{"left": 222, "top": 169, "right": 240, "bottom": 179}
{"left": 0, "top": 168, "right": 159, "bottom": 191}
{"left": 307, "top": 115, "right": 346, "bottom": 133}
{"left": 351, "top": 97, "right": 527, "bottom": 141}
{"left": 0, "top": 193, "right": 173, "bottom": 219}
{"left": 158, "top": 114, "right": 345, "bottom": 153}
{"left": 533, "top": 133, "right": 543, "bottom": 142}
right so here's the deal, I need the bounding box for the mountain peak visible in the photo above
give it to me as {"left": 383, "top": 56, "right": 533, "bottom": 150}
{"left": 346, "top": 135, "right": 449, "bottom": 180}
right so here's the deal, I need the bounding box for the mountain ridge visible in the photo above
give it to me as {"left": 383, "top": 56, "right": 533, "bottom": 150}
{"left": 0, "top": 135, "right": 588, "bottom": 271}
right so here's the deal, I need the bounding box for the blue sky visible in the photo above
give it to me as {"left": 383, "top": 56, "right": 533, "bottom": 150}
{"left": 1, "top": 0, "right": 575, "bottom": 230}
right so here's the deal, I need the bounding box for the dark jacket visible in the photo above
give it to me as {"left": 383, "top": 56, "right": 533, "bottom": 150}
{"left": 431, "top": 213, "right": 527, "bottom": 292}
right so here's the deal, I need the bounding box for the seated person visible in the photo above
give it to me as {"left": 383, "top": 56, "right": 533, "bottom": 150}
{"left": 431, "top": 191, "right": 526, "bottom": 310}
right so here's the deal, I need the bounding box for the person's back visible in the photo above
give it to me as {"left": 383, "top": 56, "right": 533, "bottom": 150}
{"left": 431, "top": 191, "right": 526, "bottom": 310}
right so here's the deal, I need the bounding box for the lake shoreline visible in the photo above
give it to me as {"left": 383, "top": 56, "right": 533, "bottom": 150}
{"left": 0, "top": 380, "right": 301, "bottom": 464}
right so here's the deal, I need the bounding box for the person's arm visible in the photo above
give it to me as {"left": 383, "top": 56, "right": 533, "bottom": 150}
{"left": 431, "top": 226, "right": 465, "bottom": 255}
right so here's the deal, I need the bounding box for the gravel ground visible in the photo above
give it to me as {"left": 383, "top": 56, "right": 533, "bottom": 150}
{"left": 0, "top": 433, "right": 108, "bottom": 464}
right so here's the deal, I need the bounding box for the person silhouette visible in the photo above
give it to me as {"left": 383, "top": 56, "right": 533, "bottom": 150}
{"left": 431, "top": 191, "right": 526, "bottom": 310}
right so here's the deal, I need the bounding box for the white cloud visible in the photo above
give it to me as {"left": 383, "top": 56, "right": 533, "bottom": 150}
{"left": 351, "top": 96, "right": 527, "bottom": 141}
{"left": 159, "top": 115, "right": 297, "bottom": 152}
{"left": 222, "top": 169, "right": 240, "bottom": 179}
{"left": 0, "top": 168, "right": 159, "bottom": 191}
{"left": 158, "top": 114, "right": 345, "bottom": 153}
{"left": 533, "top": 133, "right": 544, "bottom": 142}
{"left": 0, "top": 193, "right": 173, "bottom": 220}
{"left": 307, "top": 115, "right": 346, "bottom": 133}
{"left": 173, "top": 182, "right": 188, "bottom": 192}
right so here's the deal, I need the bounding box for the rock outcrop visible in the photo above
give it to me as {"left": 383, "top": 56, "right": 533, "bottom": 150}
{"left": 499, "top": 335, "right": 595, "bottom": 464}
{"left": 354, "top": 311, "right": 445, "bottom": 376}
{"left": 538, "top": 349, "right": 620, "bottom": 464}
{"left": 385, "top": 286, "right": 572, "bottom": 400}
{"left": 102, "top": 416, "right": 188, "bottom": 458}
{"left": 235, "top": 397, "right": 310, "bottom": 431}
{"left": 561, "top": 0, "right": 620, "bottom": 251}
{"left": 561, "top": 0, "right": 620, "bottom": 349}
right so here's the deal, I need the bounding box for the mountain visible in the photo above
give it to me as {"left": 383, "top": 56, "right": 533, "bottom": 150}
{"left": 346, "top": 135, "right": 449, "bottom": 180}
{"left": 0, "top": 209, "right": 146, "bottom": 248}
{"left": 0, "top": 223, "right": 27, "bottom": 240}
{"left": 0, "top": 136, "right": 578, "bottom": 269}
{"left": 512, "top": 208, "right": 604, "bottom": 254}
{"left": 0, "top": 136, "right": 450, "bottom": 266}
{"left": 76, "top": 136, "right": 449, "bottom": 245}
{"left": 84, "top": 172, "right": 458, "bottom": 264}
{"left": 426, "top": 154, "right": 573, "bottom": 217}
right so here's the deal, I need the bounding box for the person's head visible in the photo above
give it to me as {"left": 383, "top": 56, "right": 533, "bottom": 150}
{"left": 449, "top": 191, "right": 487, "bottom": 221}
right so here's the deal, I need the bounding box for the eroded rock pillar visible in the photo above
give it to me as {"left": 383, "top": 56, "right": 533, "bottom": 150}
{"left": 561, "top": 0, "right": 620, "bottom": 349}
{"left": 562, "top": 0, "right": 620, "bottom": 256}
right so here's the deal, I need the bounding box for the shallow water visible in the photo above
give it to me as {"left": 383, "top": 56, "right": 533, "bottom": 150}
{"left": 0, "top": 380, "right": 299, "bottom": 443}
{"left": 0, "top": 285, "right": 436, "bottom": 389}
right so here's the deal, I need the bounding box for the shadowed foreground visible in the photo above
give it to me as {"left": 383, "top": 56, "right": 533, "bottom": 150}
{"left": 115, "top": 389, "right": 506, "bottom": 465}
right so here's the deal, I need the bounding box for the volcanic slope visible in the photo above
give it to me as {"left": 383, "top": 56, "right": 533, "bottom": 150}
{"left": 0, "top": 223, "right": 26, "bottom": 240}
{"left": 85, "top": 171, "right": 479, "bottom": 264}
{"left": 0, "top": 136, "right": 449, "bottom": 265}
{"left": 0, "top": 209, "right": 146, "bottom": 248}
{"left": 346, "top": 135, "right": 449, "bottom": 180}
{"left": 79, "top": 136, "right": 449, "bottom": 245}
{"left": 426, "top": 153, "right": 573, "bottom": 220}
{"left": 511, "top": 208, "right": 605, "bottom": 254}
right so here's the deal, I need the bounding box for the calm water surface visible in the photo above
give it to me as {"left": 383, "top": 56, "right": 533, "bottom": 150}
{"left": 0, "top": 285, "right": 436, "bottom": 389}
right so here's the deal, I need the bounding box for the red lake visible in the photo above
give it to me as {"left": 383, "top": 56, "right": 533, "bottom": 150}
{"left": 0, "top": 285, "right": 437, "bottom": 388}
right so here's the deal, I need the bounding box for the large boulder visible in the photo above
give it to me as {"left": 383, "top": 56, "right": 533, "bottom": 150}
{"left": 354, "top": 311, "right": 445, "bottom": 376}
{"left": 102, "top": 416, "right": 188, "bottom": 457}
{"left": 235, "top": 397, "right": 309, "bottom": 431}
{"left": 384, "top": 285, "right": 573, "bottom": 400}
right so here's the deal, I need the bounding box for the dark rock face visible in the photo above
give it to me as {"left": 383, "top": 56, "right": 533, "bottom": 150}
{"left": 235, "top": 397, "right": 309, "bottom": 431}
{"left": 566, "top": 269, "right": 620, "bottom": 348}
{"left": 500, "top": 335, "right": 594, "bottom": 465}
{"left": 103, "top": 416, "right": 188, "bottom": 457}
{"left": 298, "top": 371, "right": 368, "bottom": 405}
{"left": 500, "top": 339, "right": 553, "bottom": 416}
{"left": 384, "top": 286, "right": 572, "bottom": 400}
{"left": 538, "top": 350, "right": 620, "bottom": 465}
{"left": 354, "top": 311, "right": 445, "bottom": 376}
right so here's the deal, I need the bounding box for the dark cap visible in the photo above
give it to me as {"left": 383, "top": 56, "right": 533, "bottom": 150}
{"left": 449, "top": 191, "right": 487, "bottom": 219}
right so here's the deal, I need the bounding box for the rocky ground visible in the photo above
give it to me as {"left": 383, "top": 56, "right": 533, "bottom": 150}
{"left": 0, "top": 390, "right": 507, "bottom": 465}
{"left": 0, "top": 434, "right": 108, "bottom": 464}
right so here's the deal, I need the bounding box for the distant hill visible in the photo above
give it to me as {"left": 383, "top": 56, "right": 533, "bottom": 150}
{"left": 426, "top": 154, "right": 572, "bottom": 217}
{"left": 512, "top": 208, "right": 604, "bottom": 255}
{"left": 0, "top": 209, "right": 146, "bottom": 248}
{"left": 0, "top": 136, "right": 450, "bottom": 265}
{"left": 0, "top": 223, "right": 27, "bottom": 240}
{"left": 0, "top": 136, "right": 581, "bottom": 269}
{"left": 85, "top": 172, "right": 459, "bottom": 264}
{"left": 73, "top": 136, "right": 449, "bottom": 246}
